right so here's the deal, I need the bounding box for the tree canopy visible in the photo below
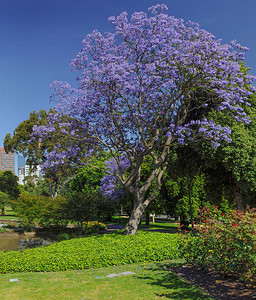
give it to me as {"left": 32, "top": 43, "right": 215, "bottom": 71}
{"left": 32, "top": 4, "right": 255, "bottom": 234}
{"left": 0, "top": 171, "right": 19, "bottom": 215}
{"left": 4, "top": 109, "right": 52, "bottom": 167}
{"left": 4, "top": 109, "right": 78, "bottom": 196}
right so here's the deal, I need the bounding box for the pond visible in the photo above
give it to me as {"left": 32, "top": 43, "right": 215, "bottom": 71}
{"left": 0, "top": 222, "right": 56, "bottom": 251}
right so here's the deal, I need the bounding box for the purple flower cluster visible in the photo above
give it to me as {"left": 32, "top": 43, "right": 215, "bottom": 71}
{"left": 100, "top": 156, "right": 130, "bottom": 198}
{"left": 33, "top": 4, "right": 255, "bottom": 178}
{"left": 167, "top": 119, "right": 232, "bottom": 148}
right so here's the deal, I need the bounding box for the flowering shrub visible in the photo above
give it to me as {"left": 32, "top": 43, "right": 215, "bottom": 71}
{"left": 180, "top": 206, "right": 256, "bottom": 287}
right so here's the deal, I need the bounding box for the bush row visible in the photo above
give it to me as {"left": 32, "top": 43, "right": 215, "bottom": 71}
{"left": 180, "top": 206, "right": 256, "bottom": 287}
{"left": 0, "top": 231, "right": 181, "bottom": 273}
{"left": 10, "top": 192, "right": 117, "bottom": 231}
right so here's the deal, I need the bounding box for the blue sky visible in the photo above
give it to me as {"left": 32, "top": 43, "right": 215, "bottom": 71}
{"left": 1, "top": 0, "right": 256, "bottom": 152}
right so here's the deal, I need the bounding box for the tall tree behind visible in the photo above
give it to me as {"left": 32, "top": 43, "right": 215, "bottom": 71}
{"left": 0, "top": 171, "right": 19, "bottom": 215}
{"left": 4, "top": 109, "right": 79, "bottom": 197}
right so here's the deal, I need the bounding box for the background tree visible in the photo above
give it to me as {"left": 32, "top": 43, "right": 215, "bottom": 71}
{"left": 4, "top": 109, "right": 80, "bottom": 197}
{"left": 22, "top": 179, "right": 51, "bottom": 197}
{"left": 4, "top": 109, "right": 51, "bottom": 167}
{"left": 185, "top": 68, "right": 256, "bottom": 211}
{"left": 33, "top": 4, "right": 255, "bottom": 234}
{"left": 200, "top": 93, "right": 256, "bottom": 210}
{"left": 64, "top": 152, "right": 119, "bottom": 222}
{"left": 0, "top": 191, "right": 10, "bottom": 215}
{"left": 0, "top": 171, "right": 19, "bottom": 215}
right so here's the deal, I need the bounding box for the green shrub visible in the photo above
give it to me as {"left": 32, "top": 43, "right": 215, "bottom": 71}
{"left": 82, "top": 221, "right": 107, "bottom": 233}
{"left": 0, "top": 227, "right": 7, "bottom": 233}
{"left": 11, "top": 192, "right": 69, "bottom": 228}
{"left": 57, "top": 233, "right": 71, "bottom": 241}
{"left": 0, "top": 232, "right": 181, "bottom": 273}
{"left": 180, "top": 206, "right": 256, "bottom": 287}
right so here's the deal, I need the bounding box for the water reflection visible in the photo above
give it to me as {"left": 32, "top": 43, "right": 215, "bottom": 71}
{"left": 0, "top": 224, "right": 56, "bottom": 251}
{"left": 0, "top": 236, "right": 55, "bottom": 251}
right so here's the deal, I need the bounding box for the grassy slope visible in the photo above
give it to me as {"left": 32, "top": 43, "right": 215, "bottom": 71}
{"left": 0, "top": 261, "right": 213, "bottom": 300}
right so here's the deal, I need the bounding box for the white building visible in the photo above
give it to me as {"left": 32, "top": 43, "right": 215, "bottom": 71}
{"left": 18, "top": 165, "right": 44, "bottom": 185}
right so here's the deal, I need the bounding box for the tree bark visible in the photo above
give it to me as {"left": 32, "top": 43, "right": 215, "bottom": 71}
{"left": 145, "top": 210, "right": 150, "bottom": 226}
{"left": 125, "top": 202, "right": 147, "bottom": 235}
{"left": 152, "top": 214, "right": 155, "bottom": 224}
{"left": 232, "top": 182, "right": 244, "bottom": 211}
{"left": 225, "top": 170, "right": 244, "bottom": 212}
{"left": 49, "top": 182, "right": 53, "bottom": 198}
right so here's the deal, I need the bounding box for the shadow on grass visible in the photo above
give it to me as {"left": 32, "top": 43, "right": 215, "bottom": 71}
{"left": 139, "top": 226, "right": 179, "bottom": 234}
{"left": 137, "top": 261, "right": 212, "bottom": 299}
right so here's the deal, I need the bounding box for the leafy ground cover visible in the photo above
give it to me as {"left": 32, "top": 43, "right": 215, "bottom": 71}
{"left": 0, "top": 231, "right": 181, "bottom": 273}
{"left": 0, "top": 260, "right": 213, "bottom": 300}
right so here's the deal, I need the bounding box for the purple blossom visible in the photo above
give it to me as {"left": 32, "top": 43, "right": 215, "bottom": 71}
{"left": 31, "top": 4, "right": 255, "bottom": 189}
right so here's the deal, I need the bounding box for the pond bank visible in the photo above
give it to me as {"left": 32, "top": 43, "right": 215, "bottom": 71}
{"left": 0, "top": 230, "right": 57, "bottom": 251}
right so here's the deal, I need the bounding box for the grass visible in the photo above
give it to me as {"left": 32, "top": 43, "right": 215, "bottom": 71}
{"left": 0, "top": 208, "right": 181, "bottom": 232}
{"left": 0, "top": 210, "right": 213, "bottom": 298}
{"left": 112, "top": 215, "right": 181, "bottom": 232}
{"left": 0, "top": 207, "right": 18, "bottom": 220}
{"left": 141, "top": 221, "right": 180, "bottom": 231}
{"left": 0, "top": 260, "right": 213, "bottom": 299}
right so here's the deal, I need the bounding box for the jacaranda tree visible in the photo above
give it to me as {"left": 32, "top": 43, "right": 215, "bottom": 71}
{"left": 33, "top": 4, "right": 255, "bottom": 234}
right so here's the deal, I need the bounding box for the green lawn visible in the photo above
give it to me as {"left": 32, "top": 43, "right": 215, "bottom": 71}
{"left": 0, "top": 207, "right": 18, "bottom": 220}
{"left": 111, "top": 215, "right": 181, "bottom": 232}
{"left": 0, "top": 211, "right": 213, "bottom": 298}
{"left": 0, "top": 260, "right": 213, "bottom": 299}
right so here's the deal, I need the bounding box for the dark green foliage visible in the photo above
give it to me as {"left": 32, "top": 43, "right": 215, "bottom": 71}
{"left": 64, "top": 191, "right": 100, "bottom": 228}
{"left": 191, "top": 72, "right": 256, "bottom": 209}
{"left": 65, "top": 190, "right": 118, "bottom": 224}
{"left": 57, "top": 233, "right": 71, "bottom": 241}
{"left": 65, "top": 153, "right": 119, "bottom": 222}
{"left": 0, "top": 191, "right": 9, "bottom": 215}
{"left": 23, "top": 179, "right": 51, "bottom": 197}
{"left": 0, "top": 171, "right": 19, "bottom": 215}
{"left": 0, "top": 232, "right": 181, "bottom": 273}
{"left": 0, "top": 171, "right": 19, "bottom": 200}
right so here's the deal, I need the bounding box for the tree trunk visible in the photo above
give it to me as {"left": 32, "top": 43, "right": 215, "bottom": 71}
{"left": 53, "top": 181, "right": 59, "bottom": 197}
{"left": 188, "top": 179, "right": 194, "bottom": 228}
{"left": 232, "top": 183, "right": 244, "bottom": 211}
{"left": 1, "top": 207, "right": 5, "bottom": 216}
{"left": 152, "top": 214, "right": 155, "bottom": 224}
{"left": 145, "top": 210, "right": 150, "bottom": 226}
{"left": 125, "top": 202, "right": 146, "bottom": 235}
{"left": 49, "top": 182, "right": 53, "bottom": 198}
{"left": 230, "top": 177, "right": 244, "bottom": 211}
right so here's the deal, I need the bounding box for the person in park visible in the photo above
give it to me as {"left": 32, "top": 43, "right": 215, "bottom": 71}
{"left": 33, "top": 4, "right": 255, "bottom": 234}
